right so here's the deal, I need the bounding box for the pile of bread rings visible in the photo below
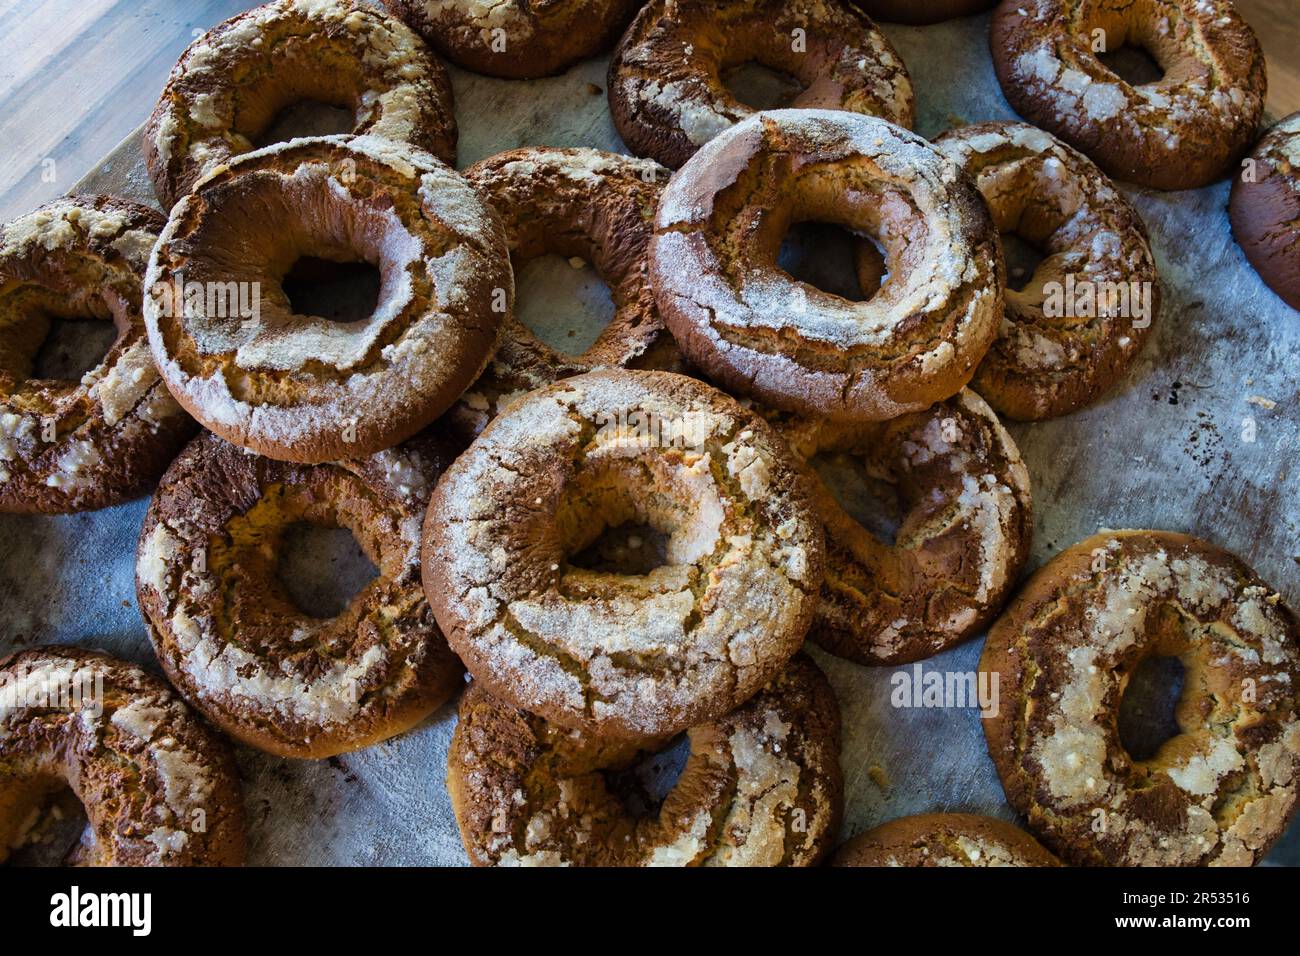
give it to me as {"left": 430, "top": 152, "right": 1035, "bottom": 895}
{"left": 1, "top": 0, "right": 1297, "bottom": 868}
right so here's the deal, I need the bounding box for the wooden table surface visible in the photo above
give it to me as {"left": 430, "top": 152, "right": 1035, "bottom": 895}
{"left": 0, "top": 0, "right": 1296, "bottom": 221}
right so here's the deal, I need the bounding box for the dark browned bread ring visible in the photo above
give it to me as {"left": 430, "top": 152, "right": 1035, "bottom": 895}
{"left": 448, "top": 147, "right": 684, "bottom": 439}
{"left": 0, "top": 196, "right": 195, "bottom": 514}
{"left": 423, "top": 369, "right": 825, "bottom": 741}
{"left": 980, "top": 530, "right": 1300, "bottom": 866}
{"left": 145, "top": 0, "right": 456, "bottom": 209}
{"left": 609, "top": 0, "right": 914, "bottom": 169}
{"left": 1229, "top": 112, "right": 1300, "bottom": 312}
{"left": 0, "top": 645, "right": 245, "bottom": 866}
{"left": 936, "top": 120, "right": 1161, "bottom": 420}
{"left": 144, "top": 135, "right": 512, "bottom": 464}
{"left": 833, "top": 813, "right": 1060, "bottom": 866}
{"left": 989, "top": 0, "right": 1266, "bottom": 191}
{"left": 449, "top": 653, "right": 842, "bottom": 865}
{"left": 136, "top": 429, "right": 464, "bottom": 759}
{"left": 770, "top": 388, "right": 1032, "bottom": 665}
{"left": 651, "top": 109, "right": 1003, "bottom": 422}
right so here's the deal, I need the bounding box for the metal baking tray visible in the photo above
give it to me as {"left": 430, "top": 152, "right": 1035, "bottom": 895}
{"left": 1, "top": 13, "right": 1296, "bottom": 865}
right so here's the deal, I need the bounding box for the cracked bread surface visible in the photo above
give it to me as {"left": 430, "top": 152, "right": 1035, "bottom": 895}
{"left": 144, "top": 134, "right": 512, "bottom": 464}
{"left": 449, "top": 653, "right": 842, "bottom": 865}
{"left": 0, "top": 196, "right": 195, "bottom": 514}
{"left": 980, "top": 530, "right": 1300, "bottom": 866}
{"left": 771, "top": 388, "right": 1032, "bottom": 665}
{"left": 136, "top": 428, "right": 464, "bottom": 759}
{"left": 423, "top": 369, "right": 825, "bottom": 740}
{"left": 936, "top": 120, "right": 1161, "bottom": 421}
{"left": 145, "top": 0, "right": 457, "bottom": 208}
{"left": 0, "top": 645, "right": 245, "bottom": 866}
{"left": 990, "top": 0, "right": 1266, "bottom": 191}
{"left": 651, "top": 109, "right": 1003, "bottom": 422}
{"left": 609, "top": 0, "right": 914, "bottom": 169}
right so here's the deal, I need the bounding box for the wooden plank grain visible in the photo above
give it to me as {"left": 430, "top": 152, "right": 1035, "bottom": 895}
{"left": 0, "top": 0, "right": 251, "bottom": 220}
{"left": 1236, "top": 0, "right": 1300, "bottom": 116}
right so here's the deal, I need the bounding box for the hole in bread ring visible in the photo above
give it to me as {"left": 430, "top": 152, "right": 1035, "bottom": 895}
{"left": 0, "top": 197, "right": 195, "bottom": 514}
{"left": 449, "top": 147, "right": 682, "bottom": 440}
{"left": 448, "top": 653, "right": 842, "bottom": 866}
{"left": 135, "top": 429, "right": 464, "bottom": 759}
{"left": 936, "top": 121, "right": 1161, "bottom": 421}
{"left": 0, "top": 646, "right": 244, "bottom": 866}
{"left": 989, "top": 0, "right": 1266, "bottom": 191}
{"left": 652, "top": 110, "right": 1003, "bottom": 423}
{"left": 980, "top": 530, "right": 1300, "bottom": 867}
{"left": 423, "top": 370, "right": 826, "bottom": 741}
{"left": 145, "top": 0, "right": 457, "bottom": 207}
{"left": 771, "top": 388, "right": 1032, "bottom": 665}
{"left": 609, "top": 0, "right": 915, "bottom": 169}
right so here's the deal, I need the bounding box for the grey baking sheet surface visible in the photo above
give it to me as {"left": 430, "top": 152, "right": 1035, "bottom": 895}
{"left": 2, "top": 12, "right": 1298, "bottom": 866}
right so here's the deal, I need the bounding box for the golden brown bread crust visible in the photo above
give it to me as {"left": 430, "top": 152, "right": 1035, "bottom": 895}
{"left": 0, "top": 645, "right": 244, "bottom": 866}
{"left": 144, "top": 0, "right": 457, "bottom": 209}
{"left": 609, "top": 0, "right": 914, "bottom": 169}
{"left": 772, "top": 388, "right": 1032, "bottom": 665}
{"left": 1229, "top": 112, "right": 1300, "bottom": 312}
{"left": 423, "top": 369, "right": 825, "bottom": 741}
{"left": 853, "top": 0, "right": 997, "bottom": 24}
{"left": 0, "top": 196, "right": 196, "bottom": 514}
{"left": 980, "top": 530, "right": 1300, "bottom": 866}
{"left": 143, "top": 134, "right": 512, "bottom": 464}
{"left": 833, "top": 812, "right": 1061, "bottom": 866}
{"left": 383, "top": 0, "right": 641, "bottom": 79}
{"left": 448, "top": 147, "right": 685, "bottom": 439}
{"left": 135, "top": 429, "right": 464, "bottom": 760}
{"left": 449, "top": 653, "right": 843, "bottom": 865}
{"left": 651, "top": 109, "right": 1003, "bottom": 422}
{"left": 936, "top": 121, "right": 1161, "bottom": 420}
{"left": 989, "top": 0, "right": 1266, "bottom": 191}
